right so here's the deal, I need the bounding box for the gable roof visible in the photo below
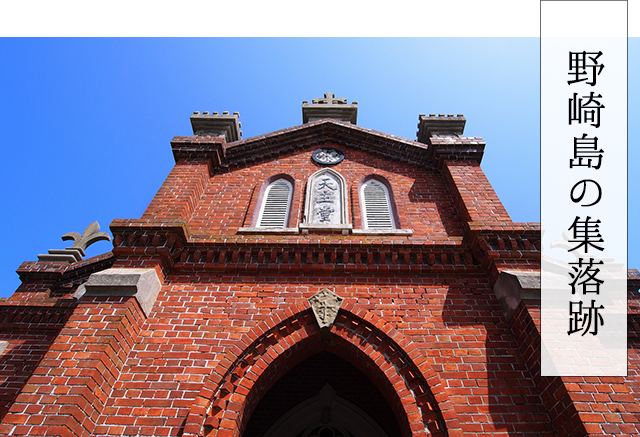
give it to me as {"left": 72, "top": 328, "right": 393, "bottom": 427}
{"left": 171, "top": 119, "right": 485, "bottom": 174}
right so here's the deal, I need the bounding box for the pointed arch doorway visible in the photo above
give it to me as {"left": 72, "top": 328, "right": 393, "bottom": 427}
{"left": 242, "top": 352, "right": 402, "bottom": 437}
{"left": 263, "top": 383, "right": 387, "bottom": 437}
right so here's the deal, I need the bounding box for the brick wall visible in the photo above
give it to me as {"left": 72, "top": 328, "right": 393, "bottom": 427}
{"left": 156, "top": 145, "right": 466, "bottom": 242}
{"left": 1, "top": 126, "right": 637, "bottom": 437}
{"left": 64, "top": 273, "right": 554, "bottom": 437}
{"left": 142, "top": 159, "right": 212, "bottom": 221}
{"left": 1, "top": 296, "right": 146, "bottom": 437}
{"left": 507, "top": 294, "right": 640, "bottom": 436}
{"left": 0, "top": 327, "right": 64, "bottom": 421}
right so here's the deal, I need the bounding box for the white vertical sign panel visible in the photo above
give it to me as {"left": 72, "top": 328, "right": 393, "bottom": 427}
{"left": 541, "top": 1, "right": 627, "bottom": 376}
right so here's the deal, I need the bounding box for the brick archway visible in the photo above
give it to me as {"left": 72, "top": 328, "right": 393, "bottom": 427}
{"left": 182, "top": 301, "right": 463, "bottom": 437}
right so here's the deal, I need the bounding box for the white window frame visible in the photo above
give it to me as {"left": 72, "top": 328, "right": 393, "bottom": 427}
{"left": 361, "top": 179, "right": 396, "bottom": 230}
{"left": 256, "top": 178, "right": 293, "bottom": 228}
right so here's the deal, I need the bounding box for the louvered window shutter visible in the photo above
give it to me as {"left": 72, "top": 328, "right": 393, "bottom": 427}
{"left": 258, "top": 179, "right": 292, "bottom": 227}
{"left": 362, "top": 180, "right": 395, "bottom": 229}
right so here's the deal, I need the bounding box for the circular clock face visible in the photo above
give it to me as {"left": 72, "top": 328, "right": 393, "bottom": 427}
{"left": 312, "top": 148, "right": 344, "bottom": 165}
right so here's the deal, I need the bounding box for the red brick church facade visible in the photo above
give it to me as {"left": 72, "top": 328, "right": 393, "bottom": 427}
{"left": 1, "top": 94, "right": 639, "bottom": 437}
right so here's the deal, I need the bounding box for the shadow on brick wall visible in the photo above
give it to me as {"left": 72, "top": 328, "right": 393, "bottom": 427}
{"left": 440, "top": 282, "right": 555, "bottom": 435}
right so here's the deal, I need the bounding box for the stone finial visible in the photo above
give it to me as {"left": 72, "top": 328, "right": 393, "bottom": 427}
{"left": 302, "top": 93, "right": 358, "bottom": 124}
{"left": 190, "top": 111, "right": 242, "bottom": 142}
{"left": 38, "top": 221, "right": 111, "bottom": 263}
{"left": 308, "top": 288, "right": 344, "bottom": 329}
{"left": 312, "top": 92, "right": 348, "bottom": 105}
{"left": 62, "top": 221, "right": 111, "bottom": 253}
{"left": 416, "top": 114, "right": 466, "bottom": 143}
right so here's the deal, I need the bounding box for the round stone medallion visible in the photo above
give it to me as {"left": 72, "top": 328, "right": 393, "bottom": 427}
{"left": 312, "top": 148, "right": 344, "bottom": 165}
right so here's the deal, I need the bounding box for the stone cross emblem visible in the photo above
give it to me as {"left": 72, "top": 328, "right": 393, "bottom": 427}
{"left": 308, "top": 289, "right": 344, "bottom": 329}
{"left": 312, "top": 93, "right": 348, "bottom": 105}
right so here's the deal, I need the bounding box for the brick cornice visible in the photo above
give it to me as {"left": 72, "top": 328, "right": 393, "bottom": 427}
{"left": 464, "top": 221, "right": 542, "bottom": 283}
{"left": 109, "top": 219, "right": 485, "bottom": 275}
{"left": 170, "top": 119, "right": 485, "bottom": 174}
{"left": 628, "top": 269, "right": 640, "bottom": 290}
{"left": 170, "top": 135, "right": 226, "bottom": 170}
{"left": 15, "top": 252, "right": 115, "bottom": 285}
{"left": 429, "top": 135, "right": 486, "bottom": 169}
{"left": 0, "top": 300, "right": 76, "bottom": 331}
{"left": 109, "top": 220, "right": 542, "bottom": 279}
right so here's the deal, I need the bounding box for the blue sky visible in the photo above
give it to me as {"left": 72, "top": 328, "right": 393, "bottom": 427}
{"left": 0, "top": 37, "right": 634, "bottom": 296}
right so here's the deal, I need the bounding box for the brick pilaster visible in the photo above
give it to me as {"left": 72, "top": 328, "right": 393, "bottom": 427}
{"left": 508, "top": 300, "right": 640, "bottom": 436}
{"left": 141, "top": 158, "right": 211, "bottom": 221}
{"left": 442, "top": 161, "right": 511, "bottom": 223}
{"left": 0, "top": 269, "right": 161, "bottom": 437}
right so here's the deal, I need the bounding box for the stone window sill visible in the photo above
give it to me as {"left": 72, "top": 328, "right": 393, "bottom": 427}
{"left": 352, "top": 229, "right": 413, "bottom": 235}
{"left": 299, "top": 224, "right": 353, "bottom": 235}
{"left": 237, "top": 227, "right": 300, "bottom": 234}
{"left": 236, "top": 226, "right": 413, "bottom": 236}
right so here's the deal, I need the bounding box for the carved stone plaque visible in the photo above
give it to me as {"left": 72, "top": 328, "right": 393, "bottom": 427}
{"left": 310, "top": 172, "right": 342, "bottom": 225}
{"left": 312, "top": 148, "right": 344, "bottom": 165}
{"left": 308, "top": 289, "right": 344, "bottom": 329}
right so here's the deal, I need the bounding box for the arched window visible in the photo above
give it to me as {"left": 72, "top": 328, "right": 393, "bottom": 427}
{"left": 361, "top": 178, "right": 396, "bottom": 229}
{"left": 256, "top": 178, "right": 293, "bottom": 228}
